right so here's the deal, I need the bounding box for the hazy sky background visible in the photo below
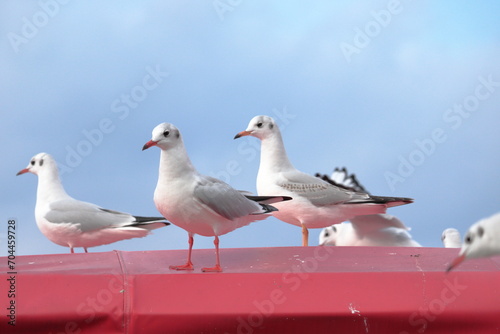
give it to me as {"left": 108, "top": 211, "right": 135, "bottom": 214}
{"left": 1, "top": 1, "right": 499, "bottom": 256}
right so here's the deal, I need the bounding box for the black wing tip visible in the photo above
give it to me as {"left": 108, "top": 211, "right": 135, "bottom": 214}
{"left": 261, "top": 203, "right": 278, "bottom": 214}
{"left": 346, "top": 196, "right": 414, "bottom": 205}
{"left": 245, "top": 195, "right": 293, "bottom": 202}
{"left": 133, "top": 216, "right": 170, "bottom": 224}
{"left": 131, "top": 221, "right": 171, "bottom": 227}
{"left": 369, "top": 196, "right": 414, "bottom": 204}
{"left": 315, "top": 168, "right": 368, "bottom": 194}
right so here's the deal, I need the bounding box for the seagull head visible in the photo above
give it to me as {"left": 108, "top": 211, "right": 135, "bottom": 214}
{"left": 234, "top": 115, "right": 278, "bottom": 140}
{"left": 441, "top": 228, "right": 461, "bottom": 248}
{"left": 447, "top": 215, "right": 500, "bottom": 271}
{"left": 319, "top": 225, "right": 339, "bottom": 246}
{"left": 17, "top": 152, "right": 52, "bottom": 176}
{"left": 143, "top": 123, "right": 181, "bottom": 151}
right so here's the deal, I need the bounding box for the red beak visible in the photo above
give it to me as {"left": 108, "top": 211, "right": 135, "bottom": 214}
{"left": 234, "top": 130, "right": 252, "bottom": 139}
{"left": 142, "top": 140, "right": 157, "bottom": 151}
{"left": 16, "top": 168, "right": 29, "bottom": 176}
{"left": 446, "top": 253, "right": 466, "bottom": 272}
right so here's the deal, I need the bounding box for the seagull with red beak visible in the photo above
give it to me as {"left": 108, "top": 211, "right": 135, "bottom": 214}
{"left": 235, "top": 115, "right": 414, "bottom": 247}
{"left": 447, "top": 213, "right": 500, "bottom": 271}
{"left": 143, "top": 122, "right": 291, "bottom": 272}
{"left": 17, "top": 153, "right": 169, "bottom": 253}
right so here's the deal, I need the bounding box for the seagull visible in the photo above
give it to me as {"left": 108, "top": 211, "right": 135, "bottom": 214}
{"left": 441, "top": 228, "right": 462, "bottom": 248}
{"left": 318, "top": 215, "right": 421, "bottom": 247}
{"left": 447, "top": 213, "right": 500, "bottom": 271}
{"left": 235, "top": 115, "right": 413, "bottom": 246}
{"left": 143, "top": 122, "right": 291, "bottom": 272}
{"left": 319, "top": 225, "right": 338, "bottom": 246}
{"left": 317, "top": 168, "right": 421, "bottom": 247}
{"left": 17, "top": 153, "right": 170, "bottom": 253}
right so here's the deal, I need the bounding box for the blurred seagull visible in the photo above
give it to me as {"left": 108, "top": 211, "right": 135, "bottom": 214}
{"left": 317, "top": 167, "right": 421, "bottom": 247}
{"left": 441, "top": 228, "right": 462, "bottom": 248}
{"left": 235, "top": 115, "right": 413, "bottom": 246}
{"left": 143, "top": 122, "right": 291, "bottom": 272}
{"left": 447, "top": 213, "right": 500, "bottom": 271}
{"left": 318, "top": 216, "right": 421, "bottom": 247}
{"left": 17, "top": 153, "right": 169, "bottom": 253}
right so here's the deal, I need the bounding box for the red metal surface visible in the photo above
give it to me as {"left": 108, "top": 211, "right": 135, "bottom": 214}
{"left": 1, "top": 246, "right": 500, "bottom": 333}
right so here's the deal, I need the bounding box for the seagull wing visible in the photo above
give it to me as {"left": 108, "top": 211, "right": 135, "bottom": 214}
{"left": 45, "top": 199, "right": 150, "bottom": 232}
{"left": 194, "top": 176, "right": 263, "bottom": 220}
{"left": 278, "top": 170, "right": 369, "bottom": 206}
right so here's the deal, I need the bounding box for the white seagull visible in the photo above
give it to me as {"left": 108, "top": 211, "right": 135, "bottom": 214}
{"left": 17, "top": 153, "right": 169, "bottom": 253}
{"left": 441, "top": 228, "right": 462, "bottom": 248}
{"left": 318, "top": 216, "right": 421, "bottom": 247}
{"left": 235, "top": 115, "right": 413, "bottom": 246}
{"left": 317, "top": 168, "right": 421, "bottom": 247}
{"left": 447, "top": 213, "right": 500, "bottom": 271}
{"left": 143, "top": 122, "right": 291, "bottom": 272}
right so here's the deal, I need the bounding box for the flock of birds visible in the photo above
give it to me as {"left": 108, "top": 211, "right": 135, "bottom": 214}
{"left": 16, "top": 115, "right": 499, "bottom": 272}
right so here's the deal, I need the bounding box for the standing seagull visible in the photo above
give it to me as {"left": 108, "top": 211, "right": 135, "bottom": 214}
{"left": 17, "top": 153, "right": 169, "bottom": 253}
{"left": 447, "top": 213, "right": 500, "bottom": 271}
{"left": 143, "top": 122, "right": 290, "bottom": 272}
{"left": 235, "top": 115, "right": 413, "bottom": 246}
{"left": 441, "top": 228, "right": 462, "bottom": 248}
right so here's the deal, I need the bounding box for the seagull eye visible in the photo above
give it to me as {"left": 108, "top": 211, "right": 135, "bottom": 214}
{"left": 324, "top": 231, "right": 330, "bottom": 237}
{"left": 163, "top": 130, "right": 170, "bottom": 137}
{"left": 465, "top": 234, "right": 473, "bottom": 244}
{"left": 256, "top": 122, "right": 263, "bottom": 128}
{"left": 30, "top": 160, "right": 35, "bottom": 166}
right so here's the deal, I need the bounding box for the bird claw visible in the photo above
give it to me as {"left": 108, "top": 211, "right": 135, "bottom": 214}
{"left": 169, "top": 263, "right": 194, "bottom": 271}
{"left": 201, "top": 265, "right": 222, "bottom": 273}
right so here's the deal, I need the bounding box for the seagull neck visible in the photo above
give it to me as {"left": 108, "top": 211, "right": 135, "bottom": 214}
{"left": 159, "top": 145, "right": 196, "bottom": 180}
{"left": 259, "top": 132, "right": 294, "bottom": 173}
{"left": 37, "top": 168, "right": 70, "bottom": 203}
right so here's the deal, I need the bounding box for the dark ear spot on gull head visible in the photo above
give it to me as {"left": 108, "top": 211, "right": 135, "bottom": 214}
{"left": 477, "top": 226, "right": 484, "bottom": 238}
{"left": 39, "top": 159, "right": 44, "bottom": 166}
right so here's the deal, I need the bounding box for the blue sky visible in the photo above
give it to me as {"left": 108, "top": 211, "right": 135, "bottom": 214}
{"left": 1, "top": 1, "right": 499, "bottom": 256}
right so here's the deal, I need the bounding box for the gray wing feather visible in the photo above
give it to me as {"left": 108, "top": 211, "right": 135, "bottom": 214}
{"left": 194, "top": 176, "right": 261, "bottom": 220}
{"left": 279, "top": 170, "right": 369, "bottom": 206}
{"left": 45, "top": 199, "right": 135, "bottom": 232}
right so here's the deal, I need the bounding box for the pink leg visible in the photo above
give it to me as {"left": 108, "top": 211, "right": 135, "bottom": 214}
{"left": 170, "top": 234, "right": 194, "bottom": 271}
{"left": 84, "top": 248, "right": 88, "bottom": 253}
{"left": 301, "top": 223, "right": 309, "bottom": 247}
{"left": 70, "top": 247, "right": 74, "bottom": 254}
{"left": 202, "top": 236, "right": 222, "bottom": 273}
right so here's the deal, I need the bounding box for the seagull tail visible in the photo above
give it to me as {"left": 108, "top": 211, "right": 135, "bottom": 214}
{"left": 350, "top": 195, "right": 414, "bottom": 207}
{"left": 252, "top": 203, "right": 279, "bottom": 215}
{"left": 129, "top": 216, "right": 170, "bottom": 230}
{"left": 244, "top": 195, "right": 293, "bottom": 205}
